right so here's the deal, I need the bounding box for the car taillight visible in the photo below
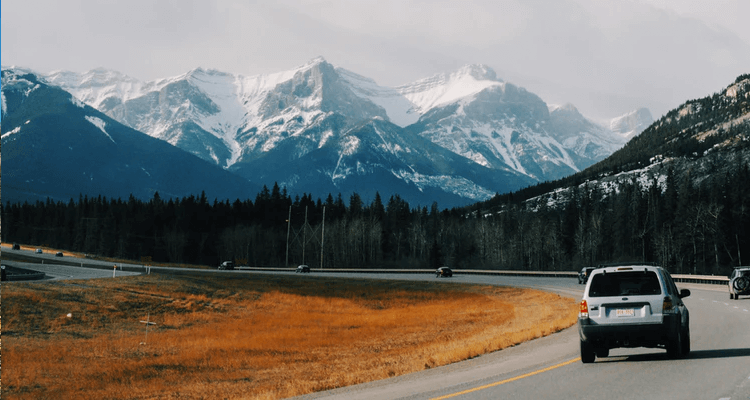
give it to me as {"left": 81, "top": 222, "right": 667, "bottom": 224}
{"left": 663, "top": 296, "right": 674, "bottom": 312}
{"left": 580, "top": 300, "right": 589, "bottom": 319}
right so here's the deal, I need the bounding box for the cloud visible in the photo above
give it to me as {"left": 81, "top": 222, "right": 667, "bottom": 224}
{"left": 3, "top": 0, "right": 749, "bottom": 121}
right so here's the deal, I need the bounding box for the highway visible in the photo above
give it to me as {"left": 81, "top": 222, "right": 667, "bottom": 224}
{"left": 4, "top": 251, "right": 749, "bottom": 399}
{"left": 2, "top": 248, "right": 143, "bottom": 280}
{"left": 284, "top": 272, "right": 750, "bottom": 400}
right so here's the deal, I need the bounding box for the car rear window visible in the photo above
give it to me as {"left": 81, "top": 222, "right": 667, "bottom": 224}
{"left": 588, "top": 271, "right": 662, "bottom": 297}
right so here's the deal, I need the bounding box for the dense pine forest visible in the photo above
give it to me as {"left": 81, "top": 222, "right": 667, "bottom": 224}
{"left": 3, "top": 155, "right": 749, "bottom": 275}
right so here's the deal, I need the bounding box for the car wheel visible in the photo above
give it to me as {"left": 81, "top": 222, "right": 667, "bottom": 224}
{"left": 681, "top": 326, "right": 690, "bottom": 357}
{"left": 734, "top": 276, "right": 750, "bottom": 292}
{"left": 580, "top": 340, "right": 595, "bottom": 363}
{"left": 667, "top": 328, "right": 683, "bottom": 359}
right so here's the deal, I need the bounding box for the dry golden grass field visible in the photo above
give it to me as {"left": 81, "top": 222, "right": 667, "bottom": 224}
{"left": 2, "top": 273, "right": 578, "bottom": 399}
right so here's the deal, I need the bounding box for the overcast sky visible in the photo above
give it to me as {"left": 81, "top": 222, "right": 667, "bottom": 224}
{"left": 2, "top": 0, "right": 749, "bottom": 121}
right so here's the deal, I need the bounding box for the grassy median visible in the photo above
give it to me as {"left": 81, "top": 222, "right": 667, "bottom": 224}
{"left": 2, "top": 273, "right": 578, "bottom": 399}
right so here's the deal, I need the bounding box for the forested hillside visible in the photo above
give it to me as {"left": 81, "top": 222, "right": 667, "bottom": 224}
{"left": 4, "top": 155, "right": 749, "bottom": 275}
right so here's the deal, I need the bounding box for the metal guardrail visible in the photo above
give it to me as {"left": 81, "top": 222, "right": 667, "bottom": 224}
{"left": 238, "top": 267, "right": 577, "bottom": 277}
{"left": 240, "top": 267, "right": 728, "bottom": 285}
{"left": 672, "top": 274, "right": 729, "bottom": 285}
{"left": 1, "top": 265, "right": 47, "bottom": 281}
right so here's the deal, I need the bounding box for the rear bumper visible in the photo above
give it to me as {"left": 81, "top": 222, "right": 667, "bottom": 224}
{"left": 579, "top": 315, "right": 679, "bottom": 349}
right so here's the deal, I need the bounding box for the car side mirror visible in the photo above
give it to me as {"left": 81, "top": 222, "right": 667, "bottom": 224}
{"left": 679, "top": 289, "right": 690, "bottom": 298}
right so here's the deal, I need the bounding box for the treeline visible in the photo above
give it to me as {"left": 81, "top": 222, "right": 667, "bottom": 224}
{"left": 3, "top": 159, "right": 750, "bottom": 275}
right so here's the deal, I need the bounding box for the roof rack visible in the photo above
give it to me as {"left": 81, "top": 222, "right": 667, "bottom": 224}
{"left": 597, "top": 262, "right": 660, "bottom": 268}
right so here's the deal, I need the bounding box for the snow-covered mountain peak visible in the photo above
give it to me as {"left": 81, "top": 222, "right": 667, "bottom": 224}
{"left": 396, "top": 64, "right": 504, "bottom": 115}
{"left": 549, "top": 103, "right": 580, "bottom": 114}
{"left": 454, "top": 64, "right": 500, "bottom": 82}
{"left": 46, "top": 67, "right": 145, "bottom": 111}
{"left": 302, "top": 56, "right": 328, "bottom": 68}
{"left": 609, "top": 107, "right": 653, "bottom": 140}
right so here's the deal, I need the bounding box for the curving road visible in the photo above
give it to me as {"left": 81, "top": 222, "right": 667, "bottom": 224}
{"left": 4, "top": 253, "right": 749, "bottom": 399}
{"left": 2, "top": 248, "right": 142, "bottom": 280}
{"left": 282, "top": 272, "right": 750, "bottom": 400}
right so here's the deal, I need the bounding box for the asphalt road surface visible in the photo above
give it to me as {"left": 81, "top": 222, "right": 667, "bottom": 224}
{"left": 4, "top": 253, "right": 749, "bottom": 399}
{"left": 282, "top": 272, "right": 750, "bottom": 400}
{"left": 2, "top": 248, "right": 142, "bottom": 280}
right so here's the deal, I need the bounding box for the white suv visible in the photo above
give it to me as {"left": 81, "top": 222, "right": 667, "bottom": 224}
{"left": 729, "top": 267, "right": 750, "bottom": 300}
{"left": 578, "top": 264, "right": 690, "bottom": 363}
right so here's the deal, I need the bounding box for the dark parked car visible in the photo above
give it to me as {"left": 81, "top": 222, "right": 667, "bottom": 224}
{"left": 578, "top": 267, "right": 596, "bottom": 284}
{"left": 578, "top": 264, "right": 690, "bottom": 363}
{"left": 296, "top": 265, "right": 311, "bottom": 273}
{"left": 218, "top": 261, "right": 234, "bottom": 270}
{"left": 436, "top": 267, "right": 453, "bottom": 278}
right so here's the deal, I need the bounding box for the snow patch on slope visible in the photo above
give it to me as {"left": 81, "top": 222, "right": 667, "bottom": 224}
{"left": 394, "top": 170, "right": 495, "bottom": 201}
{"left": 85, "top": 116, "right": 116, "bottom": 143}
{"left": 1, "top": 126, "right": 21, "bottom": 140}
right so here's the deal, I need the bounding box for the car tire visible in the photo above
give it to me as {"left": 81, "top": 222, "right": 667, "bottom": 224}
{"left": 667, "top": 328, "right": 683, "bottom": 359}
{"left": 734, "top": 276, "right": 750, "bottom": 292}
{"left": 580, "top": 340, "right": 595, "bottom": 363}
{"left": 595, "top": 348, "right": 609, "bottom": 358}
{"left": 681, "top": 326, "right": 690, "bottom": 357}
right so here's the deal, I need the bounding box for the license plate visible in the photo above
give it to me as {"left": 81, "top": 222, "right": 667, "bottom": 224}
{"left": 616, "top": 308, "right": 635, "bottom": 317}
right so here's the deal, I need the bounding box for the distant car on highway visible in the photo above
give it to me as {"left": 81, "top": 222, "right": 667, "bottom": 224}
{"left": 218, "top": 261, "right": 234, "bottom": 270}
{"left": 436, "top": 267, "right": 453, "bottom": 278}
{"left": 36, "top": 248, "right": 43, "bottom": 254}
{"left": 728, "top": 267, "right": 750, "bottom": 300}
{"left": 55, "top": 252, "right": 64, "bottom": 257}
{"left": 578, "top": 267, "right": 596, "bottom": 284}
{"left": 578, "top": 264, "right": 690, "bottom": 363}
{"left": 12, "top": 243, "right": 20, "bottom": 250}
{"left": 296, "top": 265, "right": 311, "bottom": 273}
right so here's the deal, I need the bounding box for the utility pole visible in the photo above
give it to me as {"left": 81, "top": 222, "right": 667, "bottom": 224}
{"left": 285, "top": 206, "right": 291, "bottom": 267}
{"left": 303, "top": 206, "right": 308, "bottom": 265}
{"left": 320, "top": 206, "right": 326, "bottom": 269}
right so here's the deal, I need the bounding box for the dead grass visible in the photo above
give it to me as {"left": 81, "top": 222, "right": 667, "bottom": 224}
{"left": 2, "top": 273, "right": 578, "bottom": 399}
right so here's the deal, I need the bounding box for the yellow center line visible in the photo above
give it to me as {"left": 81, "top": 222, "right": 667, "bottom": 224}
{"left": 430, "top": 357, "right": 581, "bottom": 400}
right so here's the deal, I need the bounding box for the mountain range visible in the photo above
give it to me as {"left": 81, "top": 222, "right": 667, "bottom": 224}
{"left": 3, "top": 58, "right": 652, "bottom": 207}
{"left": 1, "top": 69, "right": 260, "bottom": 204}
{"left": 486, "top": 73, "right": 750, "bottom": 213}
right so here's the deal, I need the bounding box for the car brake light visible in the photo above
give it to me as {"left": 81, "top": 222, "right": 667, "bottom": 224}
{"left": 580, "top": 300, "right": 589, "bottom": 318}
{"left": 663, "top": 296, "right": 673, "bottom": 312}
